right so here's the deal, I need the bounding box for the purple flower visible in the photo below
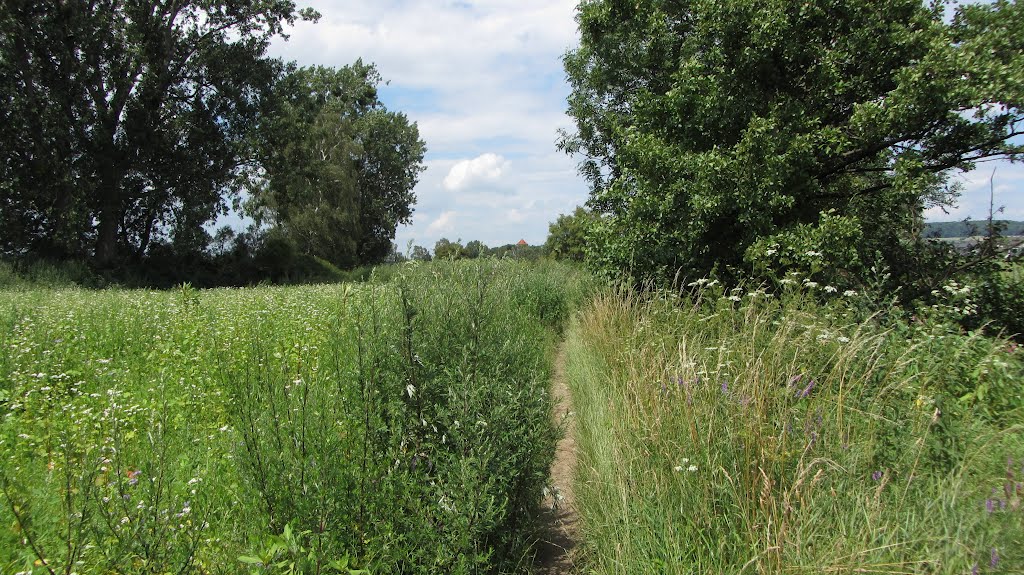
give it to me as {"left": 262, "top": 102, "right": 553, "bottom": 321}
{"left": 985, "top": 498, "right": 995, "bottom": 513}
{"left": 971, "top": 563, "right": 978, "bottom": 575}
{"left": 720, "top": 380, "right": 729, "bottom": 394}
{"left": 872, "top": 471, "right": 883, "bottom": 482}
{"left": 991, "top": 548, "right": 999, "bottom": 569}
{"left": 795, "top": 380, "right": 816, "bottom": 399}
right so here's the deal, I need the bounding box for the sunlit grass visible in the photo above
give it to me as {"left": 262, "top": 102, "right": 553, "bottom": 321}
{"left": 566, "top": 285, "right": 1024, "bottom": 573}
{"left": 0, "top": 260, "right": 597, "bottom": 574}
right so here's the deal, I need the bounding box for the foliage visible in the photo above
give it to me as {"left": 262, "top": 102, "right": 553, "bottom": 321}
{"left": 545, "top": 206, "right": 596, "bottom": 262}
{"left": 409, "top": 245, "right": 432, "bottom": 262}
{"left": 433, "top": 238, "right": 468, "bottom": 260}
{"left": 0, "top": 260, "right": 595, "bottom": 574}
{"left": 561, "top": 0, "right": 1024, "bottom": 286}
{"left": 564, "top": 283, "right": 1024, "bottom": 573}
{"left": 247, "top": 63, "right": 426, "bottom": 269}
{"left": 0, "top": 1, "right": 317, "bottom": 266}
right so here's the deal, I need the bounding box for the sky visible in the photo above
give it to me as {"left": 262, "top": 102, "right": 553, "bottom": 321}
{"left": 266, "top": 1, "right": 1023, "bottom": 252}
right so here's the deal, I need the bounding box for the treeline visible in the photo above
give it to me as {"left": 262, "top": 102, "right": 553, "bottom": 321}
{"left": 552, "top": 0, "right": 1024, "bottom": 338}
{"left": 0, "top": 2, "right": 425, "bottom": 286}
{"left": 924, "top": 220, "right": 1024, "bottom": 238}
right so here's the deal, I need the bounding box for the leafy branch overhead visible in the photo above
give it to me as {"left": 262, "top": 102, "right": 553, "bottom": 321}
{"left": 561, "top": 0, "right": 1024, "bottom": 285}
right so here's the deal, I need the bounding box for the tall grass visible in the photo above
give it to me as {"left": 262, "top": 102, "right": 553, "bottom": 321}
{"left": 566, "top": 285, "right": 1023, "bottom": 573}
{"left": 0, "top": 259, "right": 596, "bottom": 574}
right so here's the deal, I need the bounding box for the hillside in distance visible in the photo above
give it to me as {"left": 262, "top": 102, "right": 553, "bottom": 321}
{"left": 924, "top": 220, "right": 1024, "bottom": 238}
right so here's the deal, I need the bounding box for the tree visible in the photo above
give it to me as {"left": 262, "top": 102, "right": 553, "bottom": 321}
{"left": 464, "top": 240, "right": 488, "bottom": 259}
{"left": 410, "top": 245, "right": 432, "bottom": 262}
{"left": 561, "top": 0, "right": 1024, "bottom": 286}
{"left": 433, "top": 238, "right": 466, "bottom": 260}
{"left": 0, "top": 1, "right": 317, "bottom": 265}
{"left": 247, "top": 63, "right": 425, "bottom": 269}
{"left": 546, "top": 206, "right": 596, "bottom": 262}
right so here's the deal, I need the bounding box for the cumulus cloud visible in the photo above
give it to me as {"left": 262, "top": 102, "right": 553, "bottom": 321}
{"left": 443, "top": 153, "right": 509, "bottom": 191}
{"left": 426, "top": 211, "right": 457, "bottom": 236}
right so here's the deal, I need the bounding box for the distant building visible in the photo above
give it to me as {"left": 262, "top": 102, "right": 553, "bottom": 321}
{"left": 517, "top": 239, "right": 528, "bottom": 246}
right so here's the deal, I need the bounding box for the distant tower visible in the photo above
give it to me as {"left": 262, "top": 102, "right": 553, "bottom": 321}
{"left": 517, "top": 239, "right": 528, "bottom": 246}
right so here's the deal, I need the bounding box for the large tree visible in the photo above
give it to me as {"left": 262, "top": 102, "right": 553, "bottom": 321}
{"left": 248, "top": 63, "right": 426, "bottom": 268}
{"left": 561, "top": 0, "right": 1024, "bottom": 285}
{"left": 0, "top": 1, "right": 316, "bottom": 265}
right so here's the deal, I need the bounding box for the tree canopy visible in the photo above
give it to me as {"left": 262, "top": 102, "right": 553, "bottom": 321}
{"left": 561, "top": 0, "right": 1024, "bottom": 286}
{"left": 0, "top": 1, "right": 318, "bottom": 266}
{"left": 246, "top": 63, "right": 426, "bottom": 269}
{"left": 0, "top": 3, "right": 426, "bottom": 282}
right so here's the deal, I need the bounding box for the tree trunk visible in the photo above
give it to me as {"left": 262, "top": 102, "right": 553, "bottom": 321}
{"left": 94, "top": 159, "right": 122, "bottom": 268}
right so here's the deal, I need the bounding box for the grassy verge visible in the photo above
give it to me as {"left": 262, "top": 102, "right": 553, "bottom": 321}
{"left": 565, "top": 286, "right": 1023, "bottom": 573}
{"left": 0, "top": 259, "right": 595, "bottom": 575}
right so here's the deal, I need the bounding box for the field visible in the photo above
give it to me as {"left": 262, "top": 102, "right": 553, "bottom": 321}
{"left": 0, "top": 260, "right": 593, "bottom": 574}
{"left": 2, "top": 261, "right": 1023, "bottom": 574}
{"left": 564, "top": 284, "right": 1024, "bottom": 573}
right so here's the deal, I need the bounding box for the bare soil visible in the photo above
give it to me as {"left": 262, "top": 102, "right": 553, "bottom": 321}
{"left": 534, "top": 341, "right": 580, "bottom": 574}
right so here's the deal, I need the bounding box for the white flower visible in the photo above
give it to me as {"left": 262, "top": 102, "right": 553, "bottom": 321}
{"left": 837, "top": 336, "right": 851, "bottom": 344}
{"left": 823, "top": 285, "right": 838, "bottom": 293}
{"left": 673, "top": 466, "right": 683, "bottom": 472}
{"left": 765, "top": 248, "right": 778, "bottom": 256}
{"left": 687, "top": 465, "right": 698, "bottom": 472}
{"left": 804, "top": 281, "right": 819, "bottom": 289}
{"left": 843, "top": 290, "right": 858, "bottom": 297}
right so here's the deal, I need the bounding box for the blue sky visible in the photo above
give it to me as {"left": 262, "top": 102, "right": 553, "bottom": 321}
{"left": 267, "top": 1, "right": 1022, "bottom": 252}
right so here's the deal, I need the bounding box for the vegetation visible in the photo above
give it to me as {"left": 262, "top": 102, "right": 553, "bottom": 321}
{"left": 561, "top": 0, "right": 1024, "bottom": 286}
{"left": 564, "top": 282, "right": 1023, "bottom": 573}
{"left": 925, "top": 220, "right": 1024, "bottom": 238}
{"left": 0, "top": 260, "right": 596, "bottom": 574}
{"left": 0, "top": 3, "right": 424, "bottom": 282}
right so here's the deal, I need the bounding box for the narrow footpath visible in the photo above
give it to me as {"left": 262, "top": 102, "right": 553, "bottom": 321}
{"left": 535, "top": 341, "right": 580, "bottom": 574}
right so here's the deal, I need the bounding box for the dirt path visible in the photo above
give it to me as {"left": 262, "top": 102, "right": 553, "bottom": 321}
{"left": 535, "top": 340, "right": 580, "bottom": 574}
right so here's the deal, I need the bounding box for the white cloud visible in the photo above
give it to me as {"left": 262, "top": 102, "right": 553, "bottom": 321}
{"left": 267, "top": 1, "right": 590, "bottom": 249}
{"left": 925, "top": 163, "right": 1024, "bottom": 222}
{"left": 443, "top": 153, "right": 509, "bottom": 191}
{"left": 426, "top": 210, "right": 457, "bottom": 236}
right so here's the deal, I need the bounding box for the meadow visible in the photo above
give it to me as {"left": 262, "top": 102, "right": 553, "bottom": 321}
{"left": 563, "top": 281, "right": 1024, "bottom": 573}
{"left": 2, "top": 260, "right": 1023, "bottom": 574}
{"left": 0, "top": 260, "right": 593, "bottom": 574}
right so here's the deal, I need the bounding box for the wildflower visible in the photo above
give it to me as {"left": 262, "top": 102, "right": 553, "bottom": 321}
{"left": 674, "top": 466, "right": 683, "bottom": 472}
{"left": 126, "top": 469, "right": 141, "bottom": 486}
{"left": 720, "top": 381, "right": 729, "bottom": 394}
{"left": 823, "top": 285, "right": 838, "bottom": 293}
{"left": 687, "top": 465, "right": 698, "bottom": 472}
{"left": 985, "top": 498, "right": 995, "bottom": 513}
{"left": 991, "top": 548, "right": 999, "bottom": 569}
{"left": 843, "top": 290, "right": 858, "bottom": 297}
{"left": 726, "top": 295, "right": 741, "bottom": 302}
{"left": 795, "top": 380, "right": 816, "bottom": 399}
{"left": 837, "top": 336, "right": 850, "bottom": 344}
{"left": 872, "top": 471, "right": 883, "bottom": 482}
{"left": 804, "top": 281, "right": 819, "bottom": 289}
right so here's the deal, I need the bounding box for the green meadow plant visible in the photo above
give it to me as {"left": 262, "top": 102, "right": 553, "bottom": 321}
{"left": 565, "top": 283, "right": 1023, "bottom": 573}
{"left": 0, "top": 260, "right": 592, "bottom": 574}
